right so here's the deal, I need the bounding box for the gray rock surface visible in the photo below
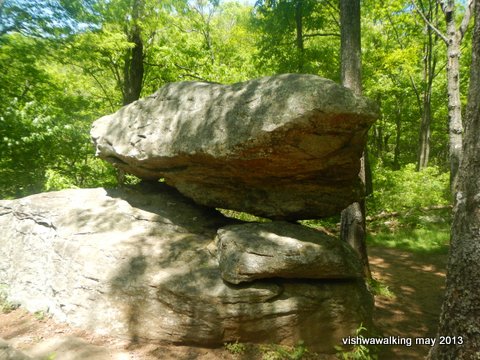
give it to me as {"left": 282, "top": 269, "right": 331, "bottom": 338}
{"left": 0, "top": 338, "right": 32, "bottom": 360}
{"left": 91, "top": 74, "right": 378, "bottom": 220}
{"left": 0, "top": 185, "right": 373, "bottom": 353}
{"left": 0, "top": 336, "right": 130, "bottom": 360}
{"left": 216, "top": 221, "right": 363, "bottom": 284}
{"left": 27, "top": 336, "right": 127, "bottom": 360}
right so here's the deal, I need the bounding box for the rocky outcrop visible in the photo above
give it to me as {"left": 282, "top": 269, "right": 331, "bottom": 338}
{"left": 91, "top": 74, "right": 378, "bottom": 220}
{"left": 0, "top": 185, "right": 373, "bottom": 353}
{"left": 216, "top": 221, "right": 363, "bottom": 284}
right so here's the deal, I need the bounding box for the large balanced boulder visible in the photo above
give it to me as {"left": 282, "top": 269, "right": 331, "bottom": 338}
{"left": 91, "top": 74, "right": 378, "bottom": 220}
{"left": 216, "top": 221, "right": 363, "bottom": 284}
{"left": 0, "top": 184, "right": 373, "bottom": 353}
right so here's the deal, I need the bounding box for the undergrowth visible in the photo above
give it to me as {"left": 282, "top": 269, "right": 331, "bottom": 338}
{"left": 223, "top": 341, "right": 316, "bottom": 359}
{"left": 335, "top": 324, "right": 379, "bottom": 360}
{"left": 0, "top": 285, "right": 19, "bottom": 314}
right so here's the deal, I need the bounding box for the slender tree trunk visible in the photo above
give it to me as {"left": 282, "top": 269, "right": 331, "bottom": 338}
{"left": 417, "top": 89, "right": 432, "bottom": 170}
{"left": 295, "top": 0, "right": 305, "bottom": 72}
{"left": 417, "top": 5, "right": 438, "bottom": 171}
{"left": 428, "top": 2, "right": 480, "bottom": 358}
{"left": 373, "top": 95, "right": 384, "bottom": 159}
{"left": 393, "top": 96, "right": 402, "bottom": 170}
{"left": 339, "top": 0, "right": 371, "bottom": 279}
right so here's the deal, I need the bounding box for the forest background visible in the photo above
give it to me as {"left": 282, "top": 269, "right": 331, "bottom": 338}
{"left": 0, "top": 0, "right": 469, "bottom": 251}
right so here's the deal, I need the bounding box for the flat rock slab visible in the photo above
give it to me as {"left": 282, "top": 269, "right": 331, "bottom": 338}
{"left": 216, "top": 221, "right": 363, "bottom": 284}
{"left": 27, "top": 336, "right": 126, "bottom": 360}
{"left": 0, "top": 185, "right": 373, "bottom": 353}
{"left": 0, "top": 338, "right": 32, "bottom": 360}
{"left": 91, "top": 74, "right": 378, "bottom": 220}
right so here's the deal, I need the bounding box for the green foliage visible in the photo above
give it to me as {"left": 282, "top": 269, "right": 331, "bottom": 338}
{"left": 223, "top": 341, "right": 313, "bottom": 359}
{"left": 366, "top": 164, "right": 451, "bottom": 253}
{"left": 224, "top": 340, "right": 247, "bottom": 355}
{"left": 34, "top": 310, "right": 47, "bottom": 321}
{"left": 218, "top": 209, "right": 270, "bottom": 223}
{"left": 335, "top": 324, "right": 378, "bottom": 360}
{"left": 299, "top": 215, "right": 340, "bottom": 232}
{"left": 367, "top": 278, "right": 395, "bottom": 299}
{"left": 362, "top": 0, "right": 458, "bottom": 169}
{"left": 368, "top": 163, "right": 450, "bottom": 214}
{"left": 368, "top": 222, "right": 450, "bottom": 254}
{"left": 42, "top": 353, "right": 57, "bottom": 360}
{"left": 259, "top": 342, "right": 308, "bottom": 360}
{"left": 253, "top": 0, "right": 339, "bottom": 77}
{"left": 0, "top": 285, "right": 19, "bottom": 314}
{"left": 0, "top": 28, "right": 121, "bottom": 199}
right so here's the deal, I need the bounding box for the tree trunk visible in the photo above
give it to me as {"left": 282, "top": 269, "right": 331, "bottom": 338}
{"left": 417, "top": 6, "right": 438, "bottom": 171}
{"left": 340, "top": 0, "right": 361, "bottom": 95}
{"left": 339, "top": 0, "right": 371, "bottom": 279}
{"left": 294, "top": 0, "right": 305, "bottom": 72}
{"left": 417, "top": 89, "right": 432, "bottom": 170}
{"left": 393, "top": 95, "right": 402, "bottom": 170}
{"left": 122, "top": 0, "right": 144, "bottom": 106}
{"left": 417, "top": 0, "right": 472, "bottom": 192}
{"left": 444, "top": 0, "right": 464, "bottom": 195}
{"left": 428, "top": 1, "right": 480, "bottom": 358}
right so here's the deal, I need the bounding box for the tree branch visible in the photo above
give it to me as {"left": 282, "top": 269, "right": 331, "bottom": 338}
{"left": 174, "top": 63, "right": 210, "bottom": 82}
{"left": 324, "top": 0, "right": 340, "bottom": 28}
{"left": 412, "top": 0, "right": 448, "bottom": 44}
{"left": 304, "top": 32, "right": 340, "bottom": 39}
{"left": 458, "top": 0, "right": 474, "bottom": 41}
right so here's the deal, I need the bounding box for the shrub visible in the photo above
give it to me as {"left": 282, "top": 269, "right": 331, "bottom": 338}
{"left": 368, "top": 163, "right": 450, "bottom": 214}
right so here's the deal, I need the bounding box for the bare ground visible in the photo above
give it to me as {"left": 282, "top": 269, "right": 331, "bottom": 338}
{"left": 0, "top": 246, "right": 447, "bottom": 360}
{"left": 369, "top": 246, "right": 447, "bottom": 360}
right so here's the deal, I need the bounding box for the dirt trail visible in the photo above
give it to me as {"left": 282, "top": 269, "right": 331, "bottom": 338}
{"left": 369, "top": 246, "right": 447, "bottom": 359}
{"left": 0, "top": 246, "right": 447, "bottom": 360}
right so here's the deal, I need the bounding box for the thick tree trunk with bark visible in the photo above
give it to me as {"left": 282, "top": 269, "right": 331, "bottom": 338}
{"left": 122, "top": 0, "right": 144, "bottom": 106}
{"left": 339, "top": 0, "right": 371, "bottom": 279}
{"left": 445, "top": 21, "right": 463, "bottom": 193}
{"left": 340, "top": 0, "right": 361, "bottom": 95}
{"left": 123, "top": 25, "right": 144, "bottom": 105}
{"left": 441, "top": 0, "right": 473, "bottom": 194}
{"left": 428, "top": 1, "right": 480, "bottom": 358}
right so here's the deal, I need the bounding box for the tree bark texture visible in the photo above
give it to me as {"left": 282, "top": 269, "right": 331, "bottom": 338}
{"left": 416, "top": 87, "right": 432, "bottom": 170}
{"left": 428, "top": 1, "right": 480, "bottom": 358}
{"left": 340, "top": 156, "right": 371, "bottom": 280}
{"left": 122, "top": 0, "right": 144, "bottom": 106}
{"left": 340, "top": 0, "right": 361, "bottom": 95}
{"left": 339, "top": 0, "right": 371, "bottom": 279}
{"left": 441, "top": 0, "right": 472, "bottom": 195}
{"left": 445, "top": 9, "right": 463, "bottom": 194}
